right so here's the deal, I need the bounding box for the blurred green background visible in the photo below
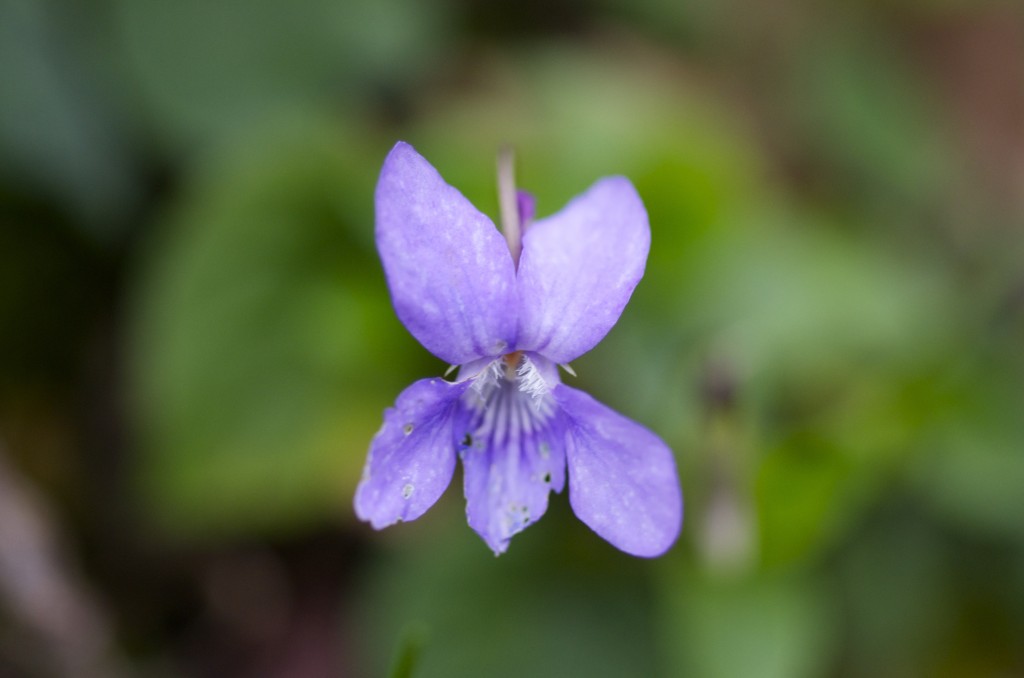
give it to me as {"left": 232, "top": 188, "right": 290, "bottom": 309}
{"left": 2, "top": 0, "right": 1023, "bottom": 676}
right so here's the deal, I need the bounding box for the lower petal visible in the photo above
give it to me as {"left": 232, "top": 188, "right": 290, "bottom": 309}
{"left": 354, "top": 378, "right": 469, "bottom": 529}
{"left": 555, "top": 385, "right": 682, "bottom": 557}
{"left": 458, "top": 384, "right": 568, "bottom": 555}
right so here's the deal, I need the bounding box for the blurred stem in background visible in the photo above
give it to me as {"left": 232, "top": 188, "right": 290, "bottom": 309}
{"left": 0, "top": 441, "right": 121, "bottom": 677}
{"left": 695, "top": 356, "right": 756, "bottom": 576}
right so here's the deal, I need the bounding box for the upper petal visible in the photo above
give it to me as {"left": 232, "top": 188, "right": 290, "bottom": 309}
{"left": 515, "top": 177, "right": 650, "bottom": 364}
{"left": 376, "top": 142, "right": 518, "bottom": 365}
{"left": 555, "top": 384, "right": 682, "bottom": 557}
{"left": 354, "top": 377, "right": 469, "bottom": 528}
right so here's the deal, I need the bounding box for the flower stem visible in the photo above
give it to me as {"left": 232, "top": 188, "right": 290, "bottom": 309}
{"left": 497, "top": 145, "right": 522, "bottom": 268}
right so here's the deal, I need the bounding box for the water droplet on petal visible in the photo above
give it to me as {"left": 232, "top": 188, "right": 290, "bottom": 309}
{"left": 403, "top": 423, "right": 414, "bottom": 435}
{"left": 402, "top": 483, "right": 414, "bottom": 499}
{"left": 539, "top": 442, "right": 551, "bottom": 459}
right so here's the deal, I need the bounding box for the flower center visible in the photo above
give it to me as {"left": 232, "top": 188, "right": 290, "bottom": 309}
{"left": 501, "top": 351, "right": 523, "bottom": 379}
{"left": 466, "top": 353, "right": 553, "bottom": 417}
{"left": 460, "top": 353, "right": 556, "bottom": 460}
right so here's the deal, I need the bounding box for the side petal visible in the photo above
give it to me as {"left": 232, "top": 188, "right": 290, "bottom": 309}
{"left": 515, "top": 177, "right": 650, "bottom": 364}
{"left": 457, "top": 386, "right": 568, "bottom": 555}
{"left": 354, "top": 377, "right": 470, "bottom": 528}
{"left": 376, "top": 142, "right": 519, "bottom": 365}
{"left": 555, "top": 384, "right": 682, "bottom": 557}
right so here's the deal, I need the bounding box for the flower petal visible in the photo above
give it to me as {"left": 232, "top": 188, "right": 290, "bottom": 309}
{"left": 457, "top": 379, "right": 568, "bottom": 555}
{"left": 555, "top": 384, "right": 682, "bottom": 557}
{"left": 515, "top": 177, "right": 650, "bottom": 364}
{"left": 376, "top": 142, "right": 518, "bottom": 365}
{"left": 354, "top": 377, "right": 469, "bottom": 528}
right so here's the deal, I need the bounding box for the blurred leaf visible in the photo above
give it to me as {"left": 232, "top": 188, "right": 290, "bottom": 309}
{"left": 922, "top": 440, "right": 1024, "bottom": 537}
{"left": 911, "top": 370, "right": 1024, "bottom": 540}
{"left": 684, "top": 219, "right": 952, "bottom": 567}
{"left": 387, "top": 624, "right": 428, "bottom": 678}
{"left": 0, "top": 0, "right": 139, "bottom": 234}
{"left": 789, "top": 21, "right": 957, "bottom": 219}
{"left": 756, "top": 437, "right": 861, "bottom": 568}
{"left": 112, "top": 0, "right": 451, "bottom": 149}
{"left": 129, "top": 117, "right": 420, "bottom": 538}
{"left": 836, "top": 510, "right": 953, "bottom": 675}
{"left": 665, "top": 571, "right": 833, "bottom": 678}
{"left": 0, "top": 220, "right": 101, "bottom": 389}
{"left": 594, "top": 0, "right": 723, "bottom": 49}
{"left": 683, "top": 219, "right": 948, "bottom": 387}
{"left": 355, "top": 498, "right": 665, "bottom": 678}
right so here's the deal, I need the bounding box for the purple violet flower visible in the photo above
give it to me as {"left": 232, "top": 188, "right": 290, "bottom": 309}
{"left": 354, "top": 141, "right": 683, "bottom": 557}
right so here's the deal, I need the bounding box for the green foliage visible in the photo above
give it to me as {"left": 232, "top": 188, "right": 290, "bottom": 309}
{"left": 355, "top": 499, "right": 665, "bottom": 678}
{"left": 0, "top": 0, "right": 140, "bottom": 234}
{"left": 387, "top": 623, "right": 428, "bottom": 678}
{"left": 110, "top": 0, "right": 450, "bottom": 150}
{"left": 129, "top": 118, "right": 426, "bottom": 537}
{"left": 3, "top": 0, "right": 1023, "bottom": 675}
{"left": 665, "top": 570, "right": 834, "bottom": 678}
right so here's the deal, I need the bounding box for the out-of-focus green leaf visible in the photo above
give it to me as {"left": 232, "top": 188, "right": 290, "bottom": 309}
{"left": 682, "top": 219, "right": 949, "bottom": 386}
{"left": 129, "top": 117, "right": 420, "bottom": 538}
{"left": 355, "top": 498, "right": 665, "bottom": 678}
{"left": 0, "top": 0, "right": 139, "bottom": 235}
{"left": 757, "top": 436, "right": 863, "bottom": 568}
{"left": 837, "top": 511, "right": 953, "bottom": 675}
{"left": 111, "top": 0, "right": 451, "bottom": 149}
{"left": 687, "top": 219, "right": 951, "bottom": 567}
{"left": 789, "top": 22, "right": 957, "bottom": 219}
{"left": 911, "top": 370, "right": 1024, "bottom": 540}
{"left": 387, "top": 623, "right": 428, "bottom": 678}
{"left": 664, "top": 571, "right": 833, "bottom": 678}
{"left": 921, "top": 439, "right": 1024, "bottom": 537}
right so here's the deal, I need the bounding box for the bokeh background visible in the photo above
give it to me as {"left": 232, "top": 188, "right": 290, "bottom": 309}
{"left": 2, "top": 0, "right": 1024, "bottom": 676}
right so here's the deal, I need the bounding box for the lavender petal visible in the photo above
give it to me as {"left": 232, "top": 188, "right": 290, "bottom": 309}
{"left": 555, "top": 384, "right": 682, "bottom": 557}
{"left": 354, "top": 377, "right": 470, "bottom": 529}
{"left": 458, "top": 381, "right": 568, "bottom": 555}
{"left": 515, "top": 177, "right": 650, "bottom": 364}
{"left": 376, "top": 142, "right": 518, "bottom": 365}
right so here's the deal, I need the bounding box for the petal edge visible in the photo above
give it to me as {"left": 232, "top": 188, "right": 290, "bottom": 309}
{"left": 354, "top": 377, "right": 469, "bottom": 528}
{"left": 515, "top": 177, "right": 650, "bottom": 363}
{"left": 376, "top": 142, "right": 518, "bottom": 364}
{"left": 555, "top": 384, "right": 682, "bottom": 557}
